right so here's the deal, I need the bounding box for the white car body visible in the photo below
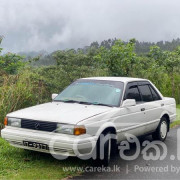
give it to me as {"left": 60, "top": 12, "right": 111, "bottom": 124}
{"left": 1, "top": 77, "right": 176, "bottom": 157}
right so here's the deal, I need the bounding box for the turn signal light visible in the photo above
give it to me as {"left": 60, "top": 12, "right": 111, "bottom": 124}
{"left": 4, "top": 117, "right": 8, "bottom": 126}
{"left": 74, "top": 125, "right": 86, "bottom": 135}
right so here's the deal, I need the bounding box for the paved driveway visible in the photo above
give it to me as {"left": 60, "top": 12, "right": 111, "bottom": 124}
{"left": 73, "top": 126, "right": 180, "bottom": 179}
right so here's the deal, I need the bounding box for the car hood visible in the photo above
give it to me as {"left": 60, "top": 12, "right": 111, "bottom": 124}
{"left": 7, "top": 102, "right": 112, "bottom": 124}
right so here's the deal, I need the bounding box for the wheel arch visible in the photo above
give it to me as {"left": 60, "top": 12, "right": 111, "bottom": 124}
{"left": 100, "top": 126, "right": 116, "bottom": 135}
{"left": 95, "top": 122, "right": 117, "bottom": 138}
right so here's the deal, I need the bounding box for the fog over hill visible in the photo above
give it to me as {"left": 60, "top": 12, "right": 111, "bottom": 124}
{"left": 1, "top": 0, "right": 180, "bottom": 53}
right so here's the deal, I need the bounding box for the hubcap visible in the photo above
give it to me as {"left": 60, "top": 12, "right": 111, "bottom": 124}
{"left": 160, "top": 121, "right": 167, "bottom": 139}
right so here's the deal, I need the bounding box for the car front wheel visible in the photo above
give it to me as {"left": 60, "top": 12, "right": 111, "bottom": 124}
{"left": 95, "top": 131, "right": 114, "bottom": 166}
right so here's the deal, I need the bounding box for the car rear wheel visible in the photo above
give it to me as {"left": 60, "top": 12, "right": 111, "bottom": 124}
{"left": 152, "top": 117, "right": 168, "bottom": 141}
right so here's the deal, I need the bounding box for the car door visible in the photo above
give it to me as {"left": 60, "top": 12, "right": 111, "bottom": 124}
{"left": 115, "top": 82, "right": 147, "bottom": 141}
{"left": 137, "top": 82, "right": 163, "bottom": 134}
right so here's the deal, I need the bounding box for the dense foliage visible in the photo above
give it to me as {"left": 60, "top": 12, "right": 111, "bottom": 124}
{"left": 0, "top": 37, "right": 180, "bottom": 127}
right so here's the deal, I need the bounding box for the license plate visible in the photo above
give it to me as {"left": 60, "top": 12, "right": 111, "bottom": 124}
{"left": 23, "top": 141, "right": 49, "bottom": 150}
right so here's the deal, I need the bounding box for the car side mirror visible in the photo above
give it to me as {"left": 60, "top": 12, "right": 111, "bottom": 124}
{"left": 122, "top": 99, "right": 136, "bottom": 108}
{"left": 52, "top": 93, "right": 58, "bottom": 100}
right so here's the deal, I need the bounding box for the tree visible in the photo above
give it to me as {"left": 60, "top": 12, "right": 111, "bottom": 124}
{"left": 0, "top": 52, "right": 25, "bottom": 74}
{"left": 164, "top": 47, "right": 180, "bottom": 97}
{"left": 0, "top": 37, "right": 25, "bottom": 74}
{"left": 96, "top": 39, "right": 139, "bottom": 76}
{"left": 148, "top": 45, "right": 180, "bottom": 97}
{"left": 0, "top": 35, "right": 3, "bottom": 44}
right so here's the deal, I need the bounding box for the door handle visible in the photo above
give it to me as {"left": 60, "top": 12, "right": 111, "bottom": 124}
{"left": 161, "top": 103, "right": 164, "bottom": 107}
{"left": 141, "top": 108, "right": 145, "bottom": 111}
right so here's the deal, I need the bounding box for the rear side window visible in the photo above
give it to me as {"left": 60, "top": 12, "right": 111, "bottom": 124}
{"left": 125, "top": 86, "right": 141, "bottom": 102}
{"left": 138, "top": 85, "right": 153, "bottom": 102}
{"left": 149, "top": 85, "right": 161, "bottom": 101}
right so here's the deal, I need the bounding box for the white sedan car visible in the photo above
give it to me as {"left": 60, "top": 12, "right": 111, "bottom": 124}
{"left": 2, "top": 77, "right": 176, "bottom": 165}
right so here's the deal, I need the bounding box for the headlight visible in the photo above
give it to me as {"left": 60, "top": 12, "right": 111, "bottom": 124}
{"left": 55, "top": 124, "right": 74, "bottom": 135}
{"left": 55, "top": 124, "right": 86, "bottom": 135}
{"left": 7, "top": 117, "right": 21, "bottom": 128}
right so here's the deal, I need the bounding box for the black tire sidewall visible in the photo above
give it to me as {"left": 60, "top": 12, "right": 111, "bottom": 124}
{"left": 95, "top": 131, "right": 112, "bottom": 166}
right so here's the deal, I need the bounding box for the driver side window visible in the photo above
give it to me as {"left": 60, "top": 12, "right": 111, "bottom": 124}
{"left": 125, "top": 84, "right": 142, "bottom": 103}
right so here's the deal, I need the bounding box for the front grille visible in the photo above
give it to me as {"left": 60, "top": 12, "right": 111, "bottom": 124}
{"left": 21, "top": 119, "right": 57, "bottom": 132}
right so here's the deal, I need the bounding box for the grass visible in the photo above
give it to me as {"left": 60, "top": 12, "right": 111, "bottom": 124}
{"left": 170, "top": 105, "right": 180, "bottom": 128}
{"left": 0, "top": 139, "right": 87, "bottom": 179}
{"left": 0, "top": 106, "right": 180, "bottom": 179}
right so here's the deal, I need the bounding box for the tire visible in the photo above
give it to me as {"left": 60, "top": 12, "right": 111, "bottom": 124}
{"left": 152, "top": 117, "right": 168, "bottom": 141}
{"left": 95, "top": 131, "right": 114, "bottom": 167}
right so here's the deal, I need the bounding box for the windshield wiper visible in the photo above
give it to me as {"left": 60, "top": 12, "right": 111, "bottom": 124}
{"left": 79, "top": 101, "right": 93, "bottom": 105}
{"left": 54, "top": 99, "right": 113, "bottom": 107}
{"left": 61, "top": 100, "right": 80, "bottom": 103}
{"left": 53, "top": 99, "right": 78, "bottom": 103}
{"left": 56, "top": 99, "right": 92, "bottom": 105}
{"left": 92, "top": 102, "right": 114, "bottom": 107}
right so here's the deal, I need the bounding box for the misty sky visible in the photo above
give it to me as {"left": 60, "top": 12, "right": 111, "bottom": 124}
{"left": 0, "top": 0, "right": 180, "bottom": 53}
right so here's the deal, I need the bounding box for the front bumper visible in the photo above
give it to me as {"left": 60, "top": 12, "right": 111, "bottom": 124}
{"left": 1, "top": 127, "right": 97, "bottom": 157}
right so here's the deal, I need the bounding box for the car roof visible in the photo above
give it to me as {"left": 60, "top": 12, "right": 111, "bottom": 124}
{"left": 81, "top": 77, "right": 148, "bottom": 83}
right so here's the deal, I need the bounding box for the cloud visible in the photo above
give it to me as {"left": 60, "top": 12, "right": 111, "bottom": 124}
{"left": 0, "top": 0, "right": 180, "bottom": 53}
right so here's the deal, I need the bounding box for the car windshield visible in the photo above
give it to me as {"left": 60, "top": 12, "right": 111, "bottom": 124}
{"left": 53, "top": 79, "right": 124, "bottom": 107}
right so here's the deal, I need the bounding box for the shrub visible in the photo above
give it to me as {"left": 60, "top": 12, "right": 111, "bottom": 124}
{"left": 0, "top": 68, "right": 48, "bottom": 127}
